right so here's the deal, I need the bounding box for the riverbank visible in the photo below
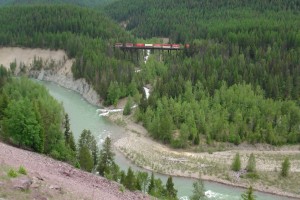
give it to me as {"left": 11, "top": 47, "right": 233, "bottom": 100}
{"left": 0, "top": 47, "right": 101, "bottom": 107}
{"left": 107, "top": 111, "right": 300, "bottom": 199}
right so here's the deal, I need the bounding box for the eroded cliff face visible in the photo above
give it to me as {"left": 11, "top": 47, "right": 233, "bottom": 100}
{"left": 0, "top": 47, "right": 101, "bottom": 107}
{"left": 30, "top": 69, "right": 101, "bottom": 107}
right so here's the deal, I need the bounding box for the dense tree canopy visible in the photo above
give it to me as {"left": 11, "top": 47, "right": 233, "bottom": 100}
{"left": 0, "top": 0, "right": 116, "bottom": 7}
{"left": 0, "top": 5, "right": 138, "bottom": 103}
{"left": 109, "top": 0, "right": 300, "bottom": 146}
{"left": 0, "top": 1, "right": 299, "bottom": 148}
{"left": 106, "top": 0, "right": 300, "bottom": 101}
{"left": 0, "top": 77, "right": 76, "bottom": 163}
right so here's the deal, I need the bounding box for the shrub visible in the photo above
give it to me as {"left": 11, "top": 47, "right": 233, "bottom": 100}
{"left": 281, "top": 157, "right": 291, "bottom": 177}
{"left": 245, "top": 172, "right": 259, "bottom": 179}
{"left": 119, "top": 185, "right": 125, "bottom": 193}
{"left": 18, "top": 166, "right": 27, "bottom": 175}
{"left": 7, "top": 169, "right": 18, "bottom": 178}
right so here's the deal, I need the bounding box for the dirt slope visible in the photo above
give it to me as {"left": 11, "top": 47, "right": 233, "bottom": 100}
{"left": 0, "top": 142, "right": 149, "bottom": 200}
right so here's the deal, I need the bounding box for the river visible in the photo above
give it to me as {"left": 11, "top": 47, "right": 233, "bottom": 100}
{"left": 39, "top": 80, "right": 294, "bottom": 200}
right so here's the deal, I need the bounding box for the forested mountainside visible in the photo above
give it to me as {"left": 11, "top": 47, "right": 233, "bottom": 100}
{"left": 105, "top": 0, "right": 300, "bottom": 100}
{"left": 105, "top": 0, "right": 300, "bottom": 146}
{"left": 106, "top": 0, "right": 300, "bottom": 43}
{"left": 0, "top": 0, "right": 115, "bottom": 7}
{"left": 0, "top": 5, "right": 139, "bottom": 103}
{"left": 0, "top": 2, "right": 299, "bottom": 147}
{"left": 0, "top": 69, "right": 77, "bottom": 163}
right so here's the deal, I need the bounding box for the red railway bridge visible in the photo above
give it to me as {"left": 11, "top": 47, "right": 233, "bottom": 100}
{"left": 114, "top": 43, "right": 190, "bottom": 50}
{"left": 114, "top": 43, "right": 190, "bottom": 61}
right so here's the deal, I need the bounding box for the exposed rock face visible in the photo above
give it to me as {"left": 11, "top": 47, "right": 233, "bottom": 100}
{"left": 30, "top": 69, "right": 101, "bottom": 107}
{"left": 0, "top": 47, "right": 101, "bottom": 107}
{"left": 12, "top": 177, "right": 32, "bottom": 191}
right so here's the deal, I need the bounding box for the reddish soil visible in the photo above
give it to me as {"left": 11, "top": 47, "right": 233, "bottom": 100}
{"left": 0, "top": 142, "right": 149, "bottom": 200}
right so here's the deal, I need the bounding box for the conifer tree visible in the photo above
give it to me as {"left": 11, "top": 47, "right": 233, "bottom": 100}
{"left": 123, "top": 96, "right": 132, "bottom": 115}
{"left": 231, "top": 152, "right": 241, "bottom": 171}
{"left": 124, "top": 167, "right": 136, "bottom": 191}
{"left": 68, "top": 132, "right": 77, "bottom": 152}
{"left": 241, "top": 186, "right": 256, "bottom": 200}
{"left": 64, "top": 114, "right": 71, "bottom": 144}
{"left": 281, "top": 157, "right": 291, "bottom": 177}
{"left": 190, "top": 178, "right": 206, "bottom": 200}
{"left": 148, "top": 172, "right": 155, "bottom": 195}
{"left": 166, "top": 176, "right": 177, "bottom": 199}
{"left": 63, "top": 114, "right": 77, "bottom": 152}
{"left": 79, "top": 129, "right": 98, "bottom": 165}
{"left": 97, "top": 137, "right": 115, "bottom": 176}
{"left": 137, "top": 171, "right": 149, "bottom": 193}
{"left": 120, "top": 170, "right": 126, "bottom": 185}
{"left": 246, "top": 153, "right": 256, "bottom": 173}
{"left": 78, "top": 145, "right": 93, "bottom": 172}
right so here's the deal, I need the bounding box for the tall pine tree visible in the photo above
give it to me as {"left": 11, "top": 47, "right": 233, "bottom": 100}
{"left": 166, "top": 176, "right": 177, "bottom": 199}
{"left": 97, "top": 137, "right": 115, "bottom": 176}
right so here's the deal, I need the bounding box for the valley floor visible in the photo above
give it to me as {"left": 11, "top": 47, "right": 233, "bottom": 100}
{"left": 1, "top": 46, "right": 299, "bottom": 199}
{"left": 108, "top": 112, "right": 300, "bottom": 199}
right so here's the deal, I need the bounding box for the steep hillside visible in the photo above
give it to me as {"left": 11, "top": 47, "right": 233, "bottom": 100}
{"left": 105, "top": 0, "right": 300, "bottom": 146}
{"left": 0, "top": 5, "right": 138, "bottom": 103}
{"left": 0, "top": 142, "right": 148, "bottom": 200}
{"left": 0, "top": 0, "right": 116, "bottom": 7}
{"left": 106, "top": 0, "right": 300, "bottom": 43}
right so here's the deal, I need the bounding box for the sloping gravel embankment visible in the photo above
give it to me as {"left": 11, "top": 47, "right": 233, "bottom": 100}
{"left": 0, "top": 142, "right": 149, "bottom": 200}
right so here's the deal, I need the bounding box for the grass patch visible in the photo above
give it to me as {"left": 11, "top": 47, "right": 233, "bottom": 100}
{"left": 115, "top": 118, "right": 126, "bottom": 127}
{"left": 244, "top": 172, "right": 259, "bottom": 179}
{"left": 119, "top": 185, "right": 125, "bottom": 193}
{"left": 7, "top": 169, "right": 18, "bottom": 178}
{"left": 18, "top": 166, "right": 27, "bottom": 175}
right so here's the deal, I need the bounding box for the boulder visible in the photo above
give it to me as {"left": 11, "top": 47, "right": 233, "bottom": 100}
{"left": 12, "top": 177, "right": 32, "bottom": 191}
{"left": 49, "top": 184, "right": 62, "bottom": 192}
{"left": 0, "top": 181, "right": 4, "bottom": 187}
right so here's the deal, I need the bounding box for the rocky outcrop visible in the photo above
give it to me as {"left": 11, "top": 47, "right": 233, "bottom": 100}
{"left": 12, "top": 177, "right": 32, "bottom": 191}
{"left": 0, "top": 47, "right": 102, "bottom": 107}
{"left": 30, "top": 69, "right": 101, "bottom": 107}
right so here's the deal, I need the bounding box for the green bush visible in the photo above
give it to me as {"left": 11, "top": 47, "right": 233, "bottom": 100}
{"left": 123, "top": 97, "right": 132, "bottom": 116}
{"left": 7, "top": 169, "right": 18, "bottom": 178}
{"left": 281, "top": 157, "right": 291, "bottom": 177}
{"left": 18, "top": 166, "right": 27, "bottom": 175}
{"left": 245, "top": 172, "right": 259, "bottom": 179}
{"left": 119, "top": 185, "right": 125, "bottom": 193}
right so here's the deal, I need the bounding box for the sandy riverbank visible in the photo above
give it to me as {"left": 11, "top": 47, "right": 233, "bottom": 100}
{"left": 107, "top": 111, "right": 300, "bottom": 199}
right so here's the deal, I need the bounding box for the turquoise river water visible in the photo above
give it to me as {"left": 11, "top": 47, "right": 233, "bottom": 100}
{"left": 40, "top": 80, "right": 295, "bottom": 200}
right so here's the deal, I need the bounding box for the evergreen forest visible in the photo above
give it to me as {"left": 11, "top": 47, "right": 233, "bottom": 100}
{"left": 0, "top": 1, "right": 299, "bottom": 198}
{"left": 105, "top": 0, "right": 300, "bottom": 146}
{"left": 0, "top": 5, "right": 138, "bottom": 104}
{"left": 0, "top": 0, "right": 115, "bottom": 7}
{"left": 0, "top": 68, "right": 77, "bottom": 163}
{"left": 0, "top": 1, "right": 299, "bottom": 148}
